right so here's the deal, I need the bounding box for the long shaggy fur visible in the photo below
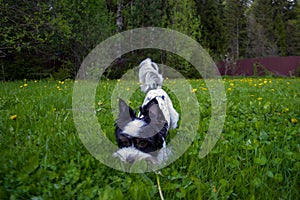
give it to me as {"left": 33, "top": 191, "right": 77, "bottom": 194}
{"left": 114, "top": 58, "right": 179, "bottom": 165}
{"left": 139, "top": 58, "right": 164, "bottom": 93}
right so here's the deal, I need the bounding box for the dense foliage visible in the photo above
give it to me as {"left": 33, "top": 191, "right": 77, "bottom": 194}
{"left": 1, "top": 0, "right": 300, "bottom": 80}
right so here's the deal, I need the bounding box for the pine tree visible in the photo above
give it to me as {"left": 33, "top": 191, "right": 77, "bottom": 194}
{"left": 274, "top": 12, "right": 287, "bottom": 56}
{"left": 194, "top": 0, "right": 226, "bottom": 59}
{"left": 285, "top": 0, "right": 300, "bottom": 55}
{"left": 223, "top": 0, "right": 249, "bottom": 59}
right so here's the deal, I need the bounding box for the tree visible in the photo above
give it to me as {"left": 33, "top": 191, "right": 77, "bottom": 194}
{"left": 246, "top": 13, "right": 275, "bottom": 57}
{"left": 223, "top": 0, "right": 249, "bottom": 59}
{"left": 274, "top": 12, "right": 287, "bottom": 56}
{"left": 247, "top": 0, "right": 299, "bottom": 57}
{"left": 195, "top": 0, "right": 226, "bottom": 59}
{"left": 161, "top": 0, "right": 202, "bottom": 78}
{"left": 0, "top": 0, "right": 115, "bottom": 80}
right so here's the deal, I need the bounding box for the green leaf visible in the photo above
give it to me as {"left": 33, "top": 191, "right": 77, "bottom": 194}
{"left": 254, "top": 156, "right": 267, "bottom": 165}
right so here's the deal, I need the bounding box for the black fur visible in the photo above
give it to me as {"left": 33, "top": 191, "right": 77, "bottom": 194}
{"left": 115, "top": 98, "right": 169, "bottom": 153}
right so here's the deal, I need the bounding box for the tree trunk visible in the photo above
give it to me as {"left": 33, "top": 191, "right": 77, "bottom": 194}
{"left": 116, "top": 0, "right": 123, "bottom": 59}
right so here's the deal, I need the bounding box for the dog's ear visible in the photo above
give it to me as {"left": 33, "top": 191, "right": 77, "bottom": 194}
{"left": 138, "top": 98, "right": 168, "bottom": 138}
{"left": 117, "top": 98, "right": 136, "bottom": 127}
{"left": 143, "top": 98, "right": 166, "bottom": 123}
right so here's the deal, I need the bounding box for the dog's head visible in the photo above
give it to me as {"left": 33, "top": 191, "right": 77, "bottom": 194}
{"left": 114, "top": 98, "right": 169, "bottom": 164}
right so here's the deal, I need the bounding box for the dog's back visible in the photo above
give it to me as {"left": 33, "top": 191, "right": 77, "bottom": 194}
{"left": 139, "top": 58, "right": 179, "bottom": 130}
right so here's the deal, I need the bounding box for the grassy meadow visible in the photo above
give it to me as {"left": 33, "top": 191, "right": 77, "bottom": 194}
{"left": 0, "top": 77, "right": 299, "bottom": 199}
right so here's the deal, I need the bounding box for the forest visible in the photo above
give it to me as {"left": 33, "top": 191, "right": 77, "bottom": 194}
{"left": 1, "top": 0, "right": 300, "bottom": 80}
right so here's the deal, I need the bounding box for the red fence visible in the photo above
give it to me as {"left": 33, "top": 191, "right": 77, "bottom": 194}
{"left": 217, "top": 56, "right": 300, "bottom": 76}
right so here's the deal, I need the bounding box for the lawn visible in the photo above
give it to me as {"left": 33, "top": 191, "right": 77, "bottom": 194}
{"left": 0, "top": 77, "right": 299, "bottom": 199}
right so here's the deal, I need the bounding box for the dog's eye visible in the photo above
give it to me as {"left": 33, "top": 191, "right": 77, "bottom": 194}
{"left": 122, "top": 140, "right": 131, "bottom": 147}
{"left": 136, "top": 139, "right": 148, "bottom": 149}
{"left": 119, "top": 136, "right": 131, "bottom": 147}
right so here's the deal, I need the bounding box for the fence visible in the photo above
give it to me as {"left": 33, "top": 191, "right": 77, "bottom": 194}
{"left": 217, "top": 56, "right": 300, "bottom": 76}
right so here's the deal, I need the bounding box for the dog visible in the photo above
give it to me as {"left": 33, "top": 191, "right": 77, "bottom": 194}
{"left": 113, "top": 58, "right": 179, "bottom": 165}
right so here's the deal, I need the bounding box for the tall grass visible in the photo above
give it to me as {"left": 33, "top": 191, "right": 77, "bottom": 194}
{"left": 0, "top": 77, "right": 299, "bottom": 199}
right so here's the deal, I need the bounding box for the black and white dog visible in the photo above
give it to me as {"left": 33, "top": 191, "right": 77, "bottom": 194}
{"left": 113, "top": 58, "right": 179, "bottom": 164}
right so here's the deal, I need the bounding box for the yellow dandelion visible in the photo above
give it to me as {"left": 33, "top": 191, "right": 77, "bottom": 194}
{"left": 213, "top": 186, "right": 217, "bottom": 193}
{"left": 291, "top": 118, "right": 298, "bottom": 123}
{"left": 257, "top": 97, "right": 263, "bottom": 101}
{"left": 98, "top": 101, "right": 103, "bottom": 106}
{"left": 285, "top": 108, "right": 289, "bottom": 112}
{"left": 24, "top": 83, "right": 28, "bottom": 87}
{"left": 200, "top": 87, "right": 208, "bottom": 91}
{"left": 20, "top": 85, "right": 23, "bottom": 89}
{"left": 53, "top": 108, "right": 57, "bottom": 112}
{"left": 10, "top": 115, "right": 17, "bottom": 120}
{"left": 191, "top": 88, "right": 197, "bottom": 93}
{"left": 230, "top": 83, "right": 234, "bottom": 87}
{"left": 126, "top": 87, "right": 130, "bottom": 91}
{"left": 227, "top": 88, "right": 232, "bottom": 91}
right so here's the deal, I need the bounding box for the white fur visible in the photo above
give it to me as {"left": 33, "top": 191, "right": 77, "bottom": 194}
{"left": 141, "top": 89, "right": 179, "bottom": 129}
{"left": 139, "top": 58, "right": 164, "bottom": 93}
{"left": 113, "top": 147, "right": 157, "bottom": 164}
{"left": 114, "top": 58, "right": 179, "bottom": 165}
{"left": 123, "top": 119, "right": 145, "bottom": 137}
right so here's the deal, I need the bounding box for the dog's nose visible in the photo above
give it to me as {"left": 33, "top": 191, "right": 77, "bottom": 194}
{"left": 126, "top": 155, "right": 136, "bottom": 164}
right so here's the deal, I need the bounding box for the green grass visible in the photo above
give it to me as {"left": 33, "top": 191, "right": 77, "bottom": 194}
{"left": 0, "top": 77, "right": 299, "bottom": 199}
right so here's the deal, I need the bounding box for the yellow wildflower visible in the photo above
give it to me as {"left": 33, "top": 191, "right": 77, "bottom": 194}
{"left": 291, "top": 118, "right": 297, "bottom": 123}
{"left": 191, "top": 88, "right": 197, "bottom": 93}
{"left": 257, "top": 97, "right": 263, "bottom": 101}
{"left": 24, "top": 83, "right": 28, "bottom": 87}
{"left": 213, "top": 186, "right": 217, "bottom": 193}
{"left": 227, "top": 88, "right": 232, "bottom": 91}
{"left": 200, "top": 87, "right": 208, "bottom": 91}
{"left": 10, "top": 115, "right": 17, "bottom": 120}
